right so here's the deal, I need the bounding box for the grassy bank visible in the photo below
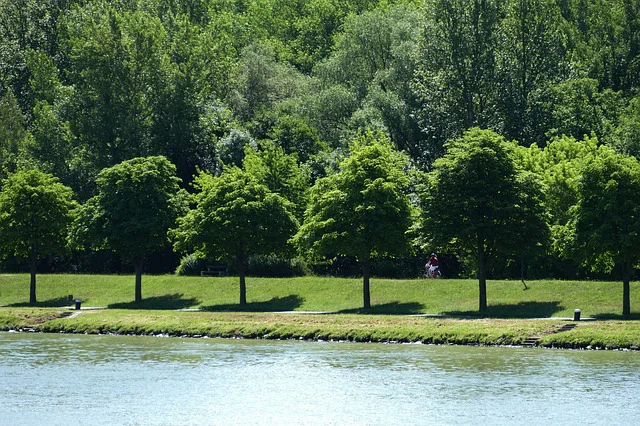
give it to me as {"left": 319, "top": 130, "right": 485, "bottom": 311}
{"left": 1, "top": 308, "right": 639, "bottom": 350}
{"left": 1, "top": 274, "right": 638, "bottom": 318}
{"left": 1, "top": 274, "right": 639, "bottom": 350}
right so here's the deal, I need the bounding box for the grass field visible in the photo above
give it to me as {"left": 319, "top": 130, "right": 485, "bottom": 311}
{"left": 0, "top": 273, "right": 638, "bottom": 318}
{"left": 1, "top": 274, "right": 639, "bottom": 349}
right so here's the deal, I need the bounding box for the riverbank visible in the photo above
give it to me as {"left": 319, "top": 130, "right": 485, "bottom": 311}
{"left": 1, "top": 308, "right": 639, "bottom": 350}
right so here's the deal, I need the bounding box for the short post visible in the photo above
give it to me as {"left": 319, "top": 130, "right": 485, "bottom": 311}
{"left": 75, "top": 299, "right": 82, "bottom": 310}
{"left": 573, "top": 309, "right": 581, "bottom": 321}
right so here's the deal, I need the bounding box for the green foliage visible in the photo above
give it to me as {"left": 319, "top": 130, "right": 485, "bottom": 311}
{"left": 414, "top": 0, "right": 503, "bottom": 156}
{"left": 575, "top": 149, "right": 640, "bottom": 314}
{"left": 0, "top": 169, "right": 76, "bottom": 262}
{"left": 296, "top": 130, "right": 415, "bottom": 307}
{"left": 71, "top": 156, "right": 186, "bottom": 301}
{"left": 243, "top": 139, "right": 309, "bottom": 219}
{"left": 175, "top": 253, "right": 209, "bottom": 276}
{"left": 171, "top": 165, "right": 298, "bottom": 303}
{"left": 611, "top": 95, "right": 640, "bottom": 157}
{"left": 0, "top": 90, "right": 27, "bottom": 179}
{"left": 496, "top": 0, "right": 571, "bottom": 144}
{"left": 0, "top": 169, "right": 77, "bottom": 303}
{"left": 420, "top": 128, "right": 549, "bottom": 311}
{"left": 546, "top": 78, "right": 622, "bottom": 142}
{"left": 514, "top": 135, "right": 602, "bottom": 260}
{"left": 72, "top": 156, "right": 185, "bottom": 260}
{"left": 297, "top": 130, "right": 414, "bottom": 261}
{"left": 317, "top": 4, "right": 423, "bottom": 159}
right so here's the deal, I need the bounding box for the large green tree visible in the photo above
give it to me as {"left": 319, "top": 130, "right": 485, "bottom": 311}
{"left": 295, "top": 131, "right": 415, "bottom": 309}
{"left": 0, "top": 169, "right": 76, "bottom": 304}
{"left": 71, "top": 156, "right": 185, "bottom": 303}
{"left": 171, "top": 167, "right": 298, "bottom": 305}
{"left": 420, "top": 128, "right": 548, "bottom": 313}
{"left": 61, "top": 1, "right": 171, "bottom": 169}
{"left": 575, "top": 149, "right": 640, "bottom": 316}
{"left": 413, "top": 0, "right": 503, "bottom": 160}
{"left": 496, "top": 0, "right": 570, "bottom": 144}
{"left": 317, "top": 4, "right": 423, "bottom": 161}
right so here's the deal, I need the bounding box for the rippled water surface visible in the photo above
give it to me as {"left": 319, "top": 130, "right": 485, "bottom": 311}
{"left": 1, "top": 332, "right": 639, "bottom": 425}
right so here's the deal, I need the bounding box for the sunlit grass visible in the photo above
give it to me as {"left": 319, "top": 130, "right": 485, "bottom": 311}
{"left": 1, "top": 308, "right": 639, "bottom": 350}
{"left": 0, "top": 274, "right": 638, "bottom": 318}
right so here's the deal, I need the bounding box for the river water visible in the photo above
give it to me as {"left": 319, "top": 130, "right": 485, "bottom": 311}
{"left": 1, "top": 332, "right": 638, "bottom": 425}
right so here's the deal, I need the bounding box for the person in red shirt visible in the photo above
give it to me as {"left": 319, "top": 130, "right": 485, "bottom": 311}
{"left": 425, "top": 253, "right": 439, "bottom": 277}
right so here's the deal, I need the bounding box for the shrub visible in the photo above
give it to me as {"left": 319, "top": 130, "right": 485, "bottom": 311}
{"left": 247, "top": 255, "right": 309, "bottom": 277}
{"left": 175, "top": 253, "right": 210, "bottom": 276}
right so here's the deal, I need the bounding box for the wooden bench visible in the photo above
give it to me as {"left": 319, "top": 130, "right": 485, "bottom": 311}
{"left": 201, "top": 265, "right": 228, "bottom": 277}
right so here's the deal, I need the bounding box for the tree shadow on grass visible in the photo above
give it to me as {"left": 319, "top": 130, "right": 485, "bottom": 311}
{"left": 108, "top": 294, "right": 200, "bottom": 310}
{"left": 201, "top": 295, "right": 304, "bottom": 312}
{"left": 592, "top": 312, "right": 640, "bottom": 320}
{"left": 444, "top": 301, "right": 564, "bottom": 318}
{"left": 8, "top": 296, "right": 75, "bottom": 308}
{"left": 337, "top": 301, "right": 425, "bottom": 315}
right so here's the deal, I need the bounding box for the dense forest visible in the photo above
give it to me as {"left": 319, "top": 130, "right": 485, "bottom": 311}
{"left": 1, "top": 0, "right": 640, "bottom": 291}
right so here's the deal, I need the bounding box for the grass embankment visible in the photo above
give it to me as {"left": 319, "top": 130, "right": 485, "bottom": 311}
{"left": 1, "top": 274, "right": 639, "bottom": 349}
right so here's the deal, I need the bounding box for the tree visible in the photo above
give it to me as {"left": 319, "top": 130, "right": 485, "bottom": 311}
{"left": 171, "top": 167, "right": 298, "bottom": 305}
{"left": 295, "top": 131, "right": 415, "bottom": 309}
{"left": 61, "top": 2, "right": 171, "bottom": 169}
{"left": 420, "top": 128, "right": 548, "bottom": 313}
{"left": 413, "top": 0, "right": 504, "bottom": 162}
{"left": 514, "top": 135, "right": 601, "bottom": 265}
{"left": 575, "top": 149, "right": 640, "bottom": 316}
{"left": 317, "top": 4, "right": 424, "bottom": 162}
{"left": 0, "top": 90, "right": 27, "bottom": 180}
{"left": 0, "top": 169, "right": 76, "bottom": 304}
{"left": 71, "top": 156, "right": 185, "bottom": 303}
{"left": 496, "top": 0, "right": 570, "bottom": 144}
{"left": 545, "top": 78, "right": 621, "bottom": 143}
{"left": 611, "top": 95, "right": 640, "bottom": 157}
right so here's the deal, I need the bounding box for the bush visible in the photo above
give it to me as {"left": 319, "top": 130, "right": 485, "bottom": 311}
{"left": 175, "top": 253, "right": 210, "bottom": 276}
{"left": 247, "top": 255, "right": 309, "bottom": 277}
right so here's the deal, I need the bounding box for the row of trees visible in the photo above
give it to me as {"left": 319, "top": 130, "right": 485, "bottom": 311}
{"left": 1, "top": 129, "right": 638, "bottom": 315}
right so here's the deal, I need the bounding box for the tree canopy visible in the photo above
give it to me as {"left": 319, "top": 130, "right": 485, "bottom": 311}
{"left": 575, "top": 150, "right": 640, "bottom": 316}
{"left": 295, "top": 130, "right": 415, "bottom": 308}
{"left": 71, "top": 156, "right": 185, "bottom": 302}
{"left": 420, "top": 128, "right": 549, "bottom": 312}
{"left": 0, "top": 169, "right": 76, "bottom": 304}
{"left": 171, "top": 166, "right": 298, "bottom": 305}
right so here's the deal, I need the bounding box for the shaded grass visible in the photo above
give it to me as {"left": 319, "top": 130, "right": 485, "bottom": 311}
{"left": 201, "top": 295, "right": 305, "bottom": 312}
{"left": 108, "top": 294, "right": 200, "bottom": 310}
{"left": 0, "top": 274, "right": 638, "bottom": 318}
{"left": 445, "top": 301, "right": 565, "bottom": 318}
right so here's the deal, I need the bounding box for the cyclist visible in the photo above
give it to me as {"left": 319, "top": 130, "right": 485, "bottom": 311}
{"left": 425, "top": 253, "right": 439, "bottom": 277}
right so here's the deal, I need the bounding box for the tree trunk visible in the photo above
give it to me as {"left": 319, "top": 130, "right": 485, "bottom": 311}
{"left": 477, "top": 247, "right": 488, "bottom": 314}
{"left": 622, "top": 260, "right": 631, "bottom": 317}
{"left": 29, "top": 258, "right": 37, "bottom": 305}
{"left": 362, "top": 260, "right": 371, "bottom": 309}
{"left": 237, "top": 250, "right": 247, "bottom": 306}
{"left": 134, "top": 257, "right": 144, "bottom": 303}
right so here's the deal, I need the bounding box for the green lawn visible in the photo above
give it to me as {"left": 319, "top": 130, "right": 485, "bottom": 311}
{"left": 0, "top": 273, "right": 637, "bottom": 318}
